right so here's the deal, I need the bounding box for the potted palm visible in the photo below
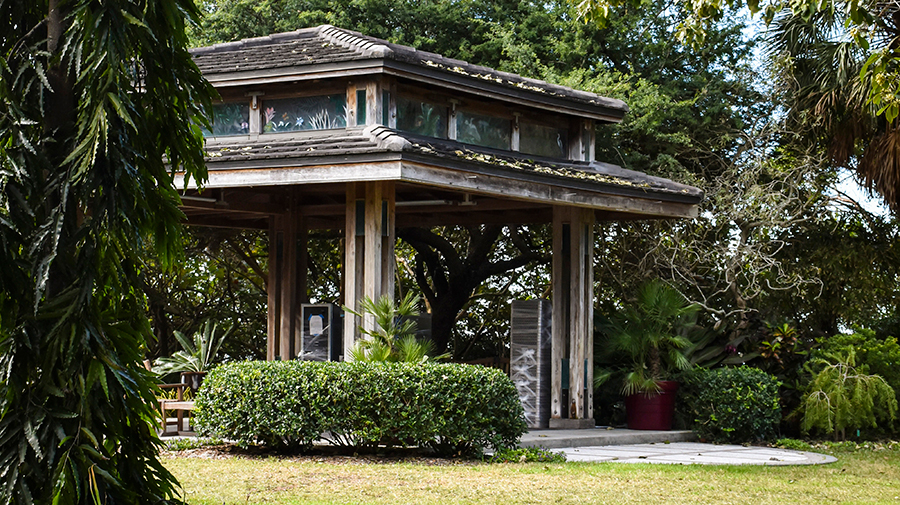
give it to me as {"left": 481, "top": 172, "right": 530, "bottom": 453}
{"left": 153, "top": 321, "right": 233, "bottom": 393}
{"left": 597, "top": 280, "right": 699, "bottom": 430}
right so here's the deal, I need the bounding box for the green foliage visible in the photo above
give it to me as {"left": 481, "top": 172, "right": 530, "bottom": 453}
{"left": 195, "top": 361, "right": 526, "bottom": 456}
{"left": 489, "top": 447, "right": 567, "bottom": 463}
{"left": 0, "top": 0, "right": 212, "bottom": 503}
{"left": 144, "top": 227, "right": 269, "bottom": 363}
{"left": 597, "top": 280, "right": 699, "bottom": 395}
{"left": 818, "top": 329, "right": 900, "bottom": 411}
{"left": 684, "top": 366, "right": 782, "bottom": 443}
{"left": 162, "top": 437, "right": 224, "bottom": 452}
{"left": 773, "top": 438, "right": 814, "bottom": 452}
{"left": 801, "top": 349, "right": 898, "bottom": 441}
{"left": 346, "top": 293, "right": 448, "bottom": 362}
{"left": 153, "top": 321, "right": 233, "bottom": 374}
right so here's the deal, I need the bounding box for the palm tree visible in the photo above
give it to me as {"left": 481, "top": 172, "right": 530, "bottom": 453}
{"left": 600, "top": 279, "right": 700, "bottom": 395}
{"left": 767, "top": 2, "right": 900, "bottom": 209}
{"left": 346, "top": 293, "right": 449, "bottom": 362}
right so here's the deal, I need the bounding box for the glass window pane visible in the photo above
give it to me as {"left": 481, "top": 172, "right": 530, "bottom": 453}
{"left": 356, "top": 89, "right": 367, "bottom": 125}
{"left": 382, "top": 91, "right": 391, "bottom": 125}
{"left": 204, "top": 103, "right": 250, "bottom": 137}
{"left": 457, "top": 111, "right": 510, "bottom": 150}
{"left": 520, "top": 122, "right": 568, "bottom": 158}
{"left": 263, "top": 95, "right": 347, "bottom": 133}
{"left": 397, "top": 96, "right": 447, "bottom": 138}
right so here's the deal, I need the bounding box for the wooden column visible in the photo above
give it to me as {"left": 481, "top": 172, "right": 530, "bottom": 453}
{"left": 551, "top": 207, "right": 569, "bottom": 419}
{"left": 343, "top": 181, "right": 396, "bottom": 357}
{"left": 344, "top": 183, "right": 363, "bottom": 358}
{"left": 551, "top": 206, "right": 595, "bottom": 423}
{"left": 279, "top": 197, "right": 298, "bottom": 361}
{"left": 568, "top": 207, "right": 594, "bottom": 419}
{"left": 362, "top": 181, "right": 383, "bottom": 334}
{"left": 267, "top": 215, "right": 283, "bottom": 361}
{"left": 381, "top": 182, "right": 396, "bottom": 302}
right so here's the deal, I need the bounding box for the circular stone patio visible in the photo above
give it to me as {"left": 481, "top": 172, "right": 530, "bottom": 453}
{"left": 557, "top": 442, "right": 837, "bottom": 465}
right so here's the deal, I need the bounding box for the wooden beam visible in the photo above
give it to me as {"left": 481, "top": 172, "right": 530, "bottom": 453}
{"left": 174, "top": 161, "right": 698, "bottom": 219}
{"left": 399, "top": 163, "right": 699, "bottom": 219}
{"left": 179, "top": 198, "right": 282, "bottom": 216}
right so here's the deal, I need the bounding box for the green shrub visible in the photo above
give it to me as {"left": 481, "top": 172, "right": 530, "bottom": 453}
{"left": 193, "top": 361, "right": 327, "bottom": 451}
{"left": 801, "top": 349, "right": 897, "bottom": 441}
{"left": 816, "top": 329, "right": 900, "bottom": 433}
{"left": 194, "top": 361, "right": 526, "bottom": 456}
{"left": 686, "top": 366, "right": 781, "bottom": 443}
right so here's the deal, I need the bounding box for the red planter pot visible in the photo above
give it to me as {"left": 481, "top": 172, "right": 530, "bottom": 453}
{"left": 624, "top": 380, "right": 679, "bottom": 430}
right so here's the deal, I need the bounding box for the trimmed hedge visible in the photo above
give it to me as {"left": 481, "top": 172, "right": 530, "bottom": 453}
{"left": 685, "top": 366, "right": 782, "bottom": 443}
{"left": 194, "top": 361, "right": 526, "bottom": 455}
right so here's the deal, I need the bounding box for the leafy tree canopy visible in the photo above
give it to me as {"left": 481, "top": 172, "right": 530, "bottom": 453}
{"left": 0, "top": 0, "right": 211, "bottom": 502}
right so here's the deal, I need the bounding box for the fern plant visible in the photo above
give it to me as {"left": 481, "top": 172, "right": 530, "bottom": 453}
{"left": 801, "top": 348, "right": 898, "bottom": 441}
{"left": 153, "top": 321, "right": 233, "bottom": 374}
{"left": 345, "top": 293, "right": 448, "bottom": 363}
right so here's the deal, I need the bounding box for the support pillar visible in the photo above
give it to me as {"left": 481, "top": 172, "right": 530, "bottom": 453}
{"left": 266, "top": 195, "right": 303, "bottom": 361}
{"left": 344, "top": 181, "right": 396, "bottom": 358}
{"left": 550, "top": 206, "right": 595, "bottom": 426}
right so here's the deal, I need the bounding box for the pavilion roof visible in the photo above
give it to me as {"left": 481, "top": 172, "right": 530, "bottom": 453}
{"left": 190, "top": 25, "right": 628, "bottom": 122}
{"left": 201, "top": 125, "right": 702, "bottom": 205}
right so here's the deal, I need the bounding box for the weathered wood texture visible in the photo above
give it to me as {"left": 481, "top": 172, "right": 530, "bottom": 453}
{"left": 551, "top": 205, "right": 595, "bottom": 420}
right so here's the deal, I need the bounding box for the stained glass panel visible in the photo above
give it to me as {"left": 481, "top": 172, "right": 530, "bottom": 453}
{"left": 520, "top": 122, "right": 567, "bottom": 158}
{"left": 263, "top": 95, "right": 347, "bottom": 133}
{"left": 203, "top": 103, "right": 250, "bottom": 137}
{"left": 397, "top": 96, "right": 447, "bottom": 138}
{"left": 457, "top": 111, "right": 510, "bottom": 150}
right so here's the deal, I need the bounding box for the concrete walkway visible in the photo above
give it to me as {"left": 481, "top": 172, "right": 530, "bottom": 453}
{"left": 520, "top": 428, "right": 836, "bottom": 466}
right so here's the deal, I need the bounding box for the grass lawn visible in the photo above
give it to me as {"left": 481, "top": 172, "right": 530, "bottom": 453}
{"left": 163, "top": 443, "right": 900, "bottom": 504}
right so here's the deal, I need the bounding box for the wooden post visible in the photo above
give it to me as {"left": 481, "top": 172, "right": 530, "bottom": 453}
{"left": 568, "top": 208, "right": 594, "bottom": 419}
{"left": 580, "top": 209, "right": 595, "bottom": 417}
{"left": 279, "top": 198, "right": 298, "bottom": 361}
{"left": 363, "top": 181, "right": 384, "bottom": 334}
{"left": 551, "top": 206, "right": 569, "bottom": 419}
{"left": 551, "top": 206, "right": 595, "bottom": 423}
{"left": 298, "top": 218, "right": 309, "bottom": 305}
{"left": 381, "top": 182, "right": 396, "bottom": 299}
{"left": 367, "top": 80, "right": 379, "bottom": 128}
{"left": 344, "top": 183, "right": 362, "bottom": 358}
{"left": 267, "top": 215, "right": 283, "bottom": 361}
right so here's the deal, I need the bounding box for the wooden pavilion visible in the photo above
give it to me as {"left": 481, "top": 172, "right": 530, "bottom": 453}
{"left": 178, "top": 25, "right": 703, "bottom": 427}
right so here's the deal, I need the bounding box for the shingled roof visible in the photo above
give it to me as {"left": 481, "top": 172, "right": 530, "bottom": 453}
{"left": 201, "top": 126, "right": 701, "bottom": 204}
{"left": 190, "top": 25, "right": 628, "bottom": 122}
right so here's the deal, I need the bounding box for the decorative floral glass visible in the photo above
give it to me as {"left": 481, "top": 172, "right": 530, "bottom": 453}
{"left": 520, "top": 122, "right": 568, "bottom": 158}
{"left": 397, "top": 96, "right": 447, "bottom": 138}
{"left": 204, "top": 103, "right": 250, "bottom": 137}
{"left": 263, "top": 95, "right": 347, "bottom": 133}
{"left": 457, "top": 111, "right": 510, "bottom": 150}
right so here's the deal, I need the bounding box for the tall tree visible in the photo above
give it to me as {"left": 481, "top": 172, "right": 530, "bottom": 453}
{"left": 573, "top": 0, "right": 900, "bottom": 208}
{"left": 0, "top": 0, "right": 211, "bottom": 502}
{"left": 397, "top": 225, "right": 547, "bottom": 356}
